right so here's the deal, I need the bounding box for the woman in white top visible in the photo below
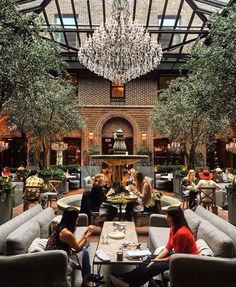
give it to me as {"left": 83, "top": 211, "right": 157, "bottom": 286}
{"left": 195, "top": 169, "right": 220, "bottom": 206}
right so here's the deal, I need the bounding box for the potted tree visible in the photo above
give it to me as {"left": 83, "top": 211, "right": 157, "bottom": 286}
{"left": 0, "top": 178, "right": 15, "bottom": 224}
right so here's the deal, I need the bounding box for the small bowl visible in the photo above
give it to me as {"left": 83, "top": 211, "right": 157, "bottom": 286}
{"left": 128, "top": 243, "right": 137, "bottom": 250}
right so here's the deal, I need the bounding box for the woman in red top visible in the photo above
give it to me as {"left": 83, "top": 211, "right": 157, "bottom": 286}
{"left": 110, "top": 206, "right": 198, "bottom": 287}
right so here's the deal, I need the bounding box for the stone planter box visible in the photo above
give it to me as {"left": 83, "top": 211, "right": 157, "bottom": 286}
{"left": 226, "top": 189, "right": 236, "bottom": 226}
{"left": 0, "top": 194, "right": 14, "bottom": 225}
{"left": 81, "top": 166, "right": 100, "bottom": 188}
{"left": 173, "top": 177, "right": 183, "bottom": 199}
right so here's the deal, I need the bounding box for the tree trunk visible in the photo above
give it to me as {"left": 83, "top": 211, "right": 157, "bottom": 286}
{"left": 42, "top": 138, "right": 51, "bottom": 169}
{"left": 20, "top": 130, "right": 27, "bottom": 165}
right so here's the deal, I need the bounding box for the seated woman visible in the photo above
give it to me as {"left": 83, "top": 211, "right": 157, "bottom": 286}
{"left": 130, "top": 171, "right": 152, "bottom": 212}
{"left": 89, "top": 173, "right": 117, "bottom": 221}
{"left": 1, "top": 166, "right": 11, "bottom": 178}
{"left": 45, "top": 207, "right": 101, "bottom": 286}
{"left": 181, "top": 169, "right": 197, "bottom": 209}
{"left": 110, "top": 206, "right": 198, "bottom": 287}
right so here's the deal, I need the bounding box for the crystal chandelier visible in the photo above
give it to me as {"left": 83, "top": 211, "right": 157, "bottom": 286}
{"left": 78, "top": 0, "right": 162, "bottom": 84}
{"left": 0, "top": 140, "right": 9, "bottom": 152}
{"left": 226, "top": 138, "right": 236, "bottom": 154}
{"left": 167, "top": 142, "right": 182, "bottom": 154}
{"left": 51, "top": 141, "right": 68, "bottom": 151}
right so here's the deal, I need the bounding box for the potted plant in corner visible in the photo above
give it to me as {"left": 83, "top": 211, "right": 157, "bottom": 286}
{"left": 226, "top": 178, "right": 236, "bottom": 226}
{"left": 0, "top": 178, "right": 15, "bottom": 224}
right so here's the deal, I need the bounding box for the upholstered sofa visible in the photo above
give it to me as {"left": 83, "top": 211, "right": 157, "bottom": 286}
{"left": 148, "top": 205, "right": 236, "bottom": 286}
{"left": 0, "top": 204, "right": 89, "bottom": 287}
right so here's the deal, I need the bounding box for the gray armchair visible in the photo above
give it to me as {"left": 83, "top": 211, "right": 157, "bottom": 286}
{"left": 169, "top": 254, "right": 236, "bottom": 287}
{"left": 0, "top": 250, "right": 68, "bottom": 287}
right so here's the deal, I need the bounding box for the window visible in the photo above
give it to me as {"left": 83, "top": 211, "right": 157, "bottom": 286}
{"left": 158, "top": 16, "right": 181, "bottom": 48}
{"left": 55, "top": 15, "right": 77, "bottom": 48}
{"left": 110, "top": 82, "right": 125, "bottom": 102}
{"left": 159, "top": 74, "right": 177, "bottom": 90}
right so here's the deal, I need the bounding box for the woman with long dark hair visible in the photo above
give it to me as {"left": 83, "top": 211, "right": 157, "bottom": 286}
{"left": 45, "top": 207, "right": 97, "bottom": 285}
{"left": 110, "top": 206, "right": 198, "bottom": 287}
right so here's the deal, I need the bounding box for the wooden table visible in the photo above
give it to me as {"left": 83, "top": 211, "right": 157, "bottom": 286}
{"left": 106, "top": 193, "right": 138, "bottom": 220}
{"left": 93, "top": 221, "right": 143, "bottom": 272}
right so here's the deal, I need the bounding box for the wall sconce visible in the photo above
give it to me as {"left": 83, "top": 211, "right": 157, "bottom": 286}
{"left": 141, "top": 132, "right": 147, "bottom": 142}
{"left": 89, "top": 131, "right": 94, "bottom": 141}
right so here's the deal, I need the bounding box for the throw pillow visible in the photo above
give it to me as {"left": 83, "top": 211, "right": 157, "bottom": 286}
{"left": 196, "top": 239, "right": 214, "bottom": 257}
{"left": 154, "top": 245, "right": 165, "bottom": 256}
{"left": 28, "top": 238, "right": 48, "bottom": 253}
{"left": 49, "top": 215, "right": 62, "bottom": 234}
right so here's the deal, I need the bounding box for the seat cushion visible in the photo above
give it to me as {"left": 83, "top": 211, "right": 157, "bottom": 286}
{"left": 197, "top": 221, "right": 234, "bottom": 258}
{"left": 31, "top": 207, "right": 55, "bottom": 238}
{"left": 196, "top": 239, "right": 214, "bottom": 257}
{"left": 5, "top": 221, "right": 40, "bottom": 255}
{"left": 0, "top": 204, "right": 42, "bottom": 255}
{"left": 184, "top": 209, "right": 202, "bottom": 239}
{"left": 149, "top": 227, "right": 170, "bottom": 252}
{"left": 195, "top": 205, "right": 236, "bottom": 256}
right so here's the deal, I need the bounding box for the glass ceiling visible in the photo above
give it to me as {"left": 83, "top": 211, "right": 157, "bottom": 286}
{"left": 15, "top": 0, "right": 233, "bottom": 64}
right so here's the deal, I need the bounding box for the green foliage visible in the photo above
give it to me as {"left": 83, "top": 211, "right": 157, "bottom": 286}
{"left": 184, "top": 4, "right": 236, "bottom": 124}
{"left": 0, "top": 178, "right": 15, "bottom": 198}
{"left": 0, "top": 0, "right": 85, "bottom": 167}
{"left": 50, "top": 164, "right": 81, "bottom": 173}
{"left": 38, "top": 167, "right": 65, "bottom": 180}
{"left": 155, "top": 165, "right": 184, "bottom": 174}
{"left": 226, "top": 180, "right": 236, "bottom": 196}
{"left": 0, "top": 0, "right": 66, "bottom": 111}
{"left": 88, "top": 144, "right": 101, "bottom": 155}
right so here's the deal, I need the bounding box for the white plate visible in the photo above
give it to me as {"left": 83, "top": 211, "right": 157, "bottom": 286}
{"left": 108, "top": 231, "right": 125, "bottom": 239}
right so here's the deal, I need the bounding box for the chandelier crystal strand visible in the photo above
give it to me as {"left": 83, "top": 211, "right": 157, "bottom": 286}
{"left": 0, "top": 141, "right": 9, "bottom": 152}
{"left": 167, "top": 142, "right": 182, "bottom": 154}
{"left": 51, "top": 141, "right": 68, "bottom": 151}
{"left": 78, "top": 0, "right": 162, "bottom": 84}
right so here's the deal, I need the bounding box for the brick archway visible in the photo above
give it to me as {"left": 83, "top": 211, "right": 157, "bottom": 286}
{"left": 95, "top": 112, "right": 140, "bottom": 153}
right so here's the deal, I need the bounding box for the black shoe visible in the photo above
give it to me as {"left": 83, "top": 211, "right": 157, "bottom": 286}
{"left": 91, "top": 273, "right": 104, "bottom": 283}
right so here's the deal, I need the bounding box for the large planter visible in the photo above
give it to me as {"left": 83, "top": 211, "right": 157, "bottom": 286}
{"left": 173, "top": 177, "right": 183, "bottom": 199}
{"left": 81, "top": 166, "right": 100, "bottom": 188}
{"left": 0, "top": 194, "right": 14, "bottom": 225}
{"left": 226, "top": 189, "right": 236, "bottom": 226}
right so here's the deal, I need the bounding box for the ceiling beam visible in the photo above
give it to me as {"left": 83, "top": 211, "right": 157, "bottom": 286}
{"left": 42, "top": 27, "right": 208, "bottom": 35}
{"left": 146, "top": 0, "right": 153, "bottom": 29}
{"left": 102, "top": 0, "right": 106, "bottom": 25}
{"left": 185, "top": 0, "right": 208, "bottom": 23}
{"left": 42, "top": 9, "right": 54, "bottom": 40}
{"left": 163, "top": 36, "right": 200, "bottom": 52}
{"left": 71, "top": 0, "right": 81, "bottom": 47}
{"left": 55, "top": 0, "right": 69, "bottom": 47}
{"left": 194, "top": 0, "right": 227, "bottom": 9}
{"left": 196, "top": 8, "right": 213, "bottom": 15}
{"left": 87, "top": 0, "right": 93, "bottom": 30}
{"left": 179, "top": 11, "right": 196, "bottom": 54}
{"left": 132, "top": 0, "right": 137, "bottom": 22}
{"left": 168, "top": 0, "right": 184, "bottom": 48}
{"left": 18, "top": 5, "right": 41, "bottom": 13}
{"left": 16, "top": 0, "right": 37, "bottom": 4}
{"left": 158, "top": 0, "right": 169, "bottom": 42}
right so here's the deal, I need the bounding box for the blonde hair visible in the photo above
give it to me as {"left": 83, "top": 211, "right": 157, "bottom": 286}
{"left": 187, "top": 169, "right": 195, "bottom": 181}
{"left": 93, "top": 173, "right": 104, "bottom": 184}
